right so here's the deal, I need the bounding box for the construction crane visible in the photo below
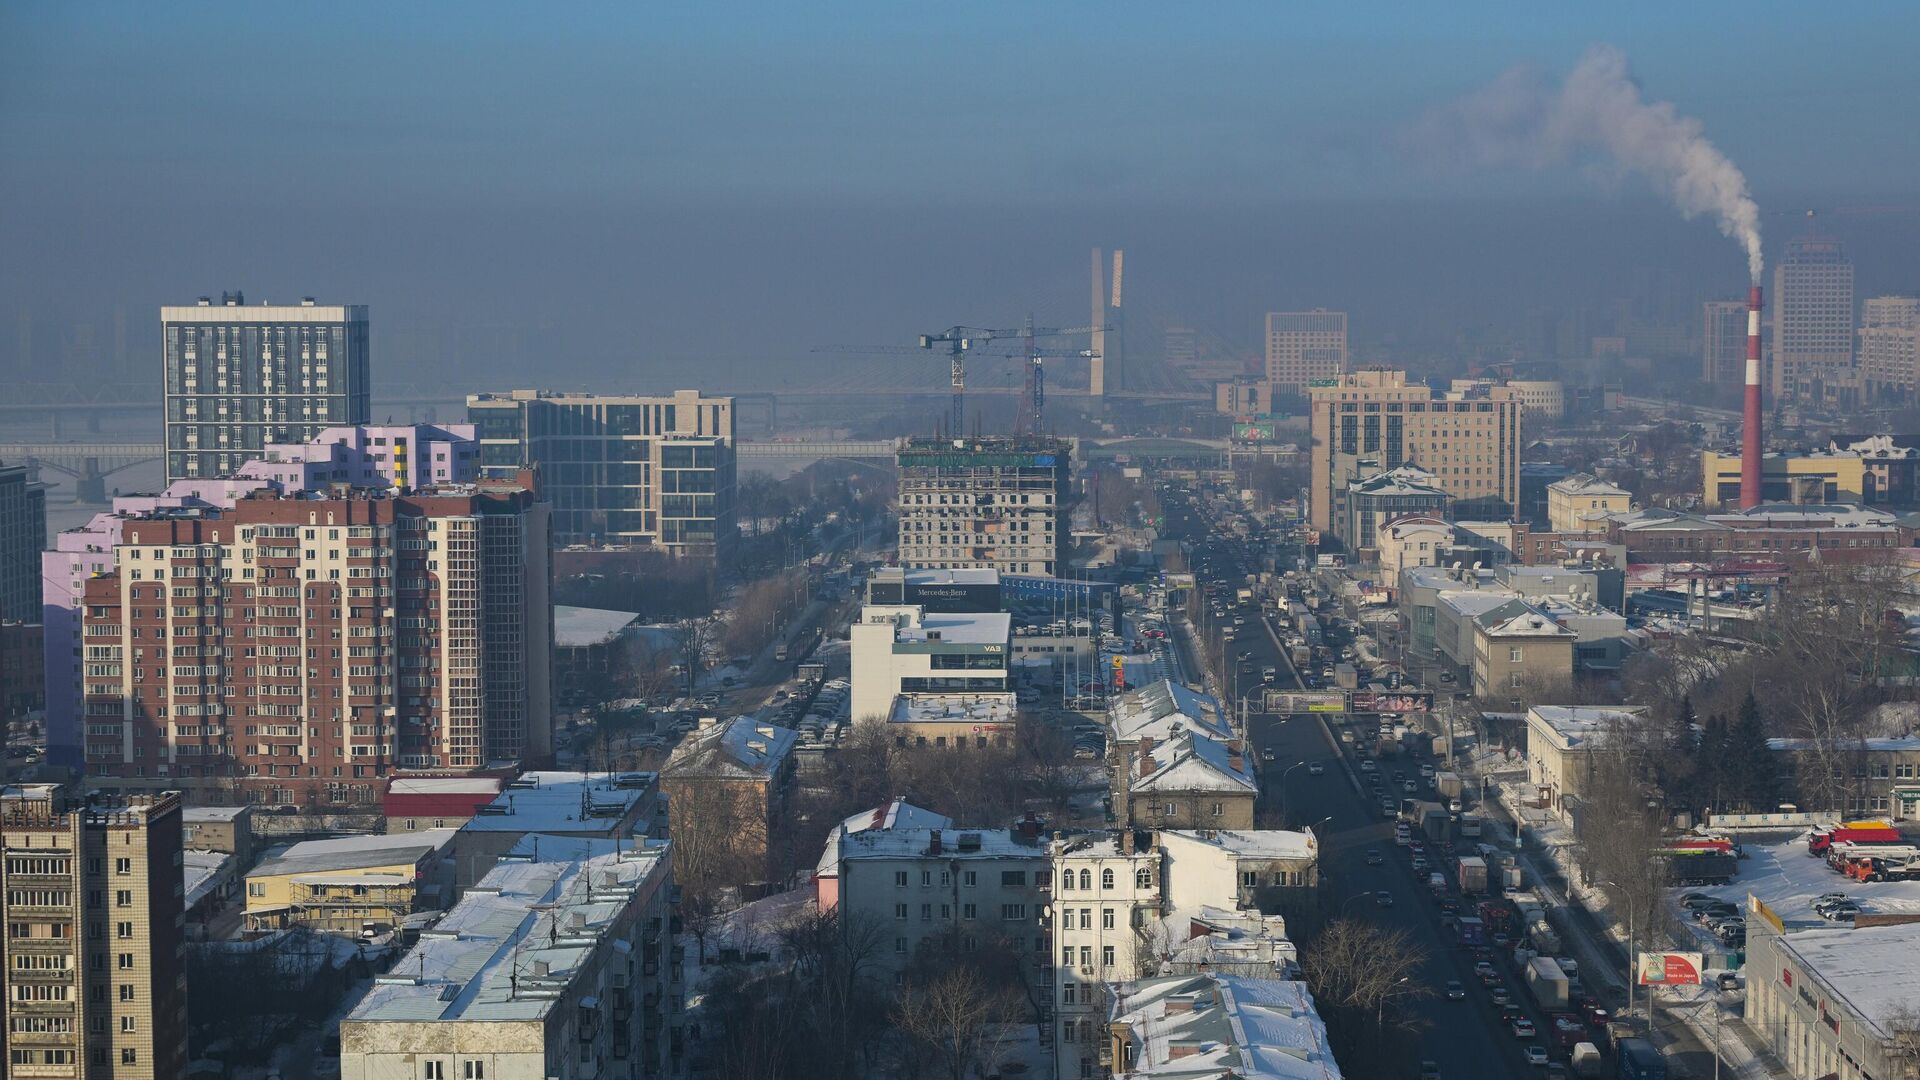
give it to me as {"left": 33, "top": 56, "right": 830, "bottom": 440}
{"left": 919, "top": 322, "right": 1103, "bottom": 434}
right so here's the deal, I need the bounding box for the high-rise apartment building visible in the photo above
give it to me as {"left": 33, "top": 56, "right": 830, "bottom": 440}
{"left": 1861, "top": 296, "right": 1920, "bottom": 406}
{"left": 40, "top": 425, "right": 479, "bottom": 769}
{"left": 1264, "top": 309, "right": 1348, "bottom": 391}
{"left": 1703, "top": 299, "right": 1749, "bottom": 386}
{"left": 1, "top": 460, "right": 47, "bottom": 622}
{"left": 467, "top": 389, "right": 736, "bottom": 557}
{"left": 76, "top": 475, "right": 551, "bottom": 810}
{"left": 896, "top": 436, "right": 1071, "bottom": 578}
{"left": 1772, "top": 231, "right": 1856, "bottom": 408}
{"left": 0, "top": 786, "right": 187, "bottom": 1080}
{"left": 1307, "top": 371, "right": 1522, "bottom": 537}
{"left": 161, "top": 293, "right": 371, "bottom": 484}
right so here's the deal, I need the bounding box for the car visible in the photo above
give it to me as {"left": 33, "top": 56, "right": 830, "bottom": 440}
{"left": 1365, "top": 849, "right": 1385, "bottom": 865}
{"left": 1420, "top": 1062, "right": 1443, "bottom": 1080}
{"left": 1694, "top": 905, "right": 1738, "bottom": 923}
{"left": 1545, "top": 1064, "right": 1569, "bottom": 1080}
{"left": 1678, "top": 891, "right": 1715, "bottom": 906}
{"left": 1445, "top": 980, "right": 1465, "bottom": 1001}
{"left": 1410, "top": 856, "right": 1428, "bottom": 871}
{"left": 1498, "top": 1003, "right": 1527, "bottom": 1023}
{"left": 1490, "top": 987, "right": 1513, "bottom": 1007}
{"left": 1438, "top": 898, "right": 1460, "bottom": 915}
{"left": 1359, "top": 760, "right": 1378, "bottom": 773}
{"left": 1261, "top": 748, "right": 1277, "bottom": 762}
{"left": 1380, "top": 802, "right": 1397, "bottom": 818}
{"left": 1473, "top": 960, "right": 1496, "bottom": 977}
{"left": 1525, "top": 1044, "right": 1549, "bottom": 1067}
{"left": 1375, "top": 891, "right": 1395, "bottom": 907}
{"left": 1307, "top": 761, "right": 1325, "bottom": 776}
{"left": 1818, "top": 906, "right": 1858, "bottom": 923}
{"left": 1511, "top": 1017, "right": 1536, "bottom": 1038}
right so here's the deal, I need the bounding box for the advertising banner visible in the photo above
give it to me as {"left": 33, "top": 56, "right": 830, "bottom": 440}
{"left": 1636, "top": 952, "right": 1704, "bottom": 986}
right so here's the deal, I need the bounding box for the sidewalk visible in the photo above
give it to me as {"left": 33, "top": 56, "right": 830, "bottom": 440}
{"left": 1476, "top": 783, "right": 1793, "bottom": 1080}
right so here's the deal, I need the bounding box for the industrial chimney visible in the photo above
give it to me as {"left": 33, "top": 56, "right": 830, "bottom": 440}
{"left": 1739, "top": 285, "right": 1764, "bottom": 510}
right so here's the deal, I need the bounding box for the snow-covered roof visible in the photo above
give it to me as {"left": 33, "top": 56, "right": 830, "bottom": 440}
{"left": 897, "top": 610, "right": 1013, "bottom": 646}
{"left": 663, "top": 717, "right": 798, "bottom": 781}
{"left": 888, "top": 693, "right": 1017, "bottom": 726}
{"left": 1547, "top": 473, "right": 1629, "bottom": 498}
{"left": 460, "top": 772, "right": 653, "bottom": 834}
{"left": 1108, "top": 972, "right": 1342, "bottom": 1079}
{"left": 552, "top": 605, "right": 641, "bottom": 648}
{"left": 1476, "top": 603, "right": 1577, "bottom": 640}
{"left": 346, "top": 841, "right": 671, "bottom": 1025}
{"left": 1161, "top": 829, "right": 1317, "bottom": 862}
{"left": 1134, "top": 734, "right": 1257, "bottom": 796}
{"left": 1110, "top": 680, "right": 1230, "bottom": 743}
{"left": 387, "top": 776, "right": 508, "bottom": 796}
{"left": 816, "top": 800, "right": 955, "bottom": 880}
{"left": 836, "top": 826, "right": 1048, "bottom": 863}
{"left": 1157, "top": 907, "right": 1298, "bottom": 976}
{"left": 1770, "top": 921, "right": 1920, "bottom": 1041}
{"left": 181, "top": 806, "right": 248, "bottom": 823}
{"left": 184, "top": 850, "right": 230, "bottom": 909}
{"left": 1767, "top": 735, "right": 1920, "bottom": 753}
{"left": 1525, "top": 705, "right": 1649, "bottom": 751}
{"left": 248, "top": 830, "right": 456, "bottom": 882}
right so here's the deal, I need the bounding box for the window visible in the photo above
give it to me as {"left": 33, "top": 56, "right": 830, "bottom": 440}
{"left": 116, "top": 890, "right": 132, "bottom": 907}
{"left": 1100, "top": 868, "right": 1114, "bottom": 890}
{"left": 1102, "top": 945, "right": 1115, "bottom": 967}
{"left": 895, "top": 871, "right": 908, "bottom": 888}
{"left": 1063, "top": 983, "right": 1076, "bottom": 1005}
{"left": 921, "top": 870, "right": 932, "bottom": 886}
{"left": 1002, "top": 904, "right": 1027, "bottom": 920}
{"left": 1136, "top": 868, "right": 1152, "bottom": 889}
{"left": 895, "top": 937, "right": 907, "bottom": 954}
{"left": 123, "top": 1049, "right": 137, "bottom": 1066}
{"left": 463, "top": 1063, "right": 485, "bottom": 1080}
{"left": 1242, "top": 870, "right": 1258, "bottom": 888}
{"left": 1508, "top": 646, "right": 1524, "bottom": 663}
{"left": 1102, "top": 909, "right": 1115, "bottom": 930}
{"left": 1078, "top": 869, "right": 1091, "bottom": 890}
{"left": 1002, "top": 871, "right": 1027, "bottom": 887}
{"left": 894, "top": 904, "right": 907, "bottom": 921}
{"left": 119, "top": 985, "right": 134, "bottom": 1002}
{"left": 115, "top": 858, "right": 132, "bottom": 876}
{"left": 963, "top": 903, "right": 977, "bottom": 920}
{"left": 117, "top": 922, "right": 132, "bottom": 939}
{"left": 120, "top": 1016, "right": 136, "bottom": 1032}
{"left": 424, "top": 1064, "right": 445, "bottom": 1080}
{"left": 117, "top": 953, "right": 134, "bottom": 970}
{"left": 921, "top": 904, "right": 932, "bottom": 922}
{"left": 1059, "top": 870, "right": 1073, "bottom": 891}
{"left": 962, "top": 870, "right": 977, "bottom": 887}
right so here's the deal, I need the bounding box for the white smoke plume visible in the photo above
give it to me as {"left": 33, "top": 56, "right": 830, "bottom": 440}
{"left": 1407, "top": 45, "right": 1763, "bottom": 282}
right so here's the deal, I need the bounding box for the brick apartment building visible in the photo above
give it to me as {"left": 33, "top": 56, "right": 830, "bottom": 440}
{"left": 77, "top": 474, "right": 551, "bottom": 810}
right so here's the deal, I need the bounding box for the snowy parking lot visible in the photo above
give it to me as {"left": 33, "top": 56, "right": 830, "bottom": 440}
{"left": 1673, "top": 832, "right": 1920, "bottom": 945}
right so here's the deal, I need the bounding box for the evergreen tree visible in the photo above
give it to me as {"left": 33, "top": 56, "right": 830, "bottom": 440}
{"left": 1694, "top": 712, "right": 1731, "bottom": 812}
{"left": 1725, "top": 692, "right": 1781, "bottom": 813}
{"left": 1660, "top": 694, "right": 1699, "bottom": 791}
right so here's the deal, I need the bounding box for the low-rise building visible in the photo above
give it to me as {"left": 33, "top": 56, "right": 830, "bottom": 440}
{"left": 884, "top": 692, "right": 1018, "bottom": 748}
{"left": 1470, "top": 601, "right": 1577, "bottom": 702}
{"left": 180, "top": 804, "right": 254, "bottom": 864}
{"left": 1149, "top": 906, "right": 1298, "bottom": 978}
{"left": 1341, "top": 465, "right": 1451, "bottom": 552}
{"left": 833, "top": 823, "right": 1050, "bottom": 977}
{"left": 1375, "top": 516, "right": 1453, "bottom": 581}
{"left": 1050, "top": 831, "right": 1162, "bottom": 1070}
{"left": 1113, "top": 734, "right": 1259, "bottom": 830}
{"left": 1157, "top": 829, "right": 1320, "bottom": 914}
{"left": 850, "top": 604, "right": 1013, "bottom": 722}
{"left": 1109, "top": 681, "right": 1233, "bottom": 744}
{"left": 1607, "top": 504, "right": 1908, "bottom": 564}
{"left": 660, "top": 718, "right": 798, "bottom": 886}
{"left": 1106, "top": 971, "right": 1343, "bottom": 1079}
{"left": 448, "top": 771, "right": 662, "bottom": 889}
{"left": 1743, "top": 916, "right": 1920, "bottom": 1080}
{"left": 340, "top": 839, "right": 678, "bottom": 1080}
{"left": 1522, "top": 705, "right": 1650, "bottom": 813}
{"left": 1767, "top": 734, "right": 1920, "bottom": 820}
{"left": 814, "top": 798, "right": 954, "bottom": 912}
{"left": 866, "top": 566, "right": 1004, "bottom": 612}
{"left": 553, "top": 605, "right": 644, "bottom": 702}
{"left": 1546, "top": 473, "right": 1631, "bottom": 534}
{"left": 1700, "top": 439, "right": 1920, "bottom": 510}
{"left": 384, "top": 774, "right": 511, "bottom": 834}
{"left": 242, "top": 829, "right": 456, "bottom": 934}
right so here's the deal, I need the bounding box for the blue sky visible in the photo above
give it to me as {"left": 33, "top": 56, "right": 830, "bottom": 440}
{"left": 4, "top": 3, "right": 1917, "bottom": 379}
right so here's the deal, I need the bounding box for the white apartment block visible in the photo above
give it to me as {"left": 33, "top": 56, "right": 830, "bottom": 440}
{"left": 834, "top": 825, "right": 1051, "bottom": 978}
{"left": 849, "top": 605, "right": 1012, "bottom": 722}
{"left": 1049, "top": 832, "right": 1162, "bottom": 1080}
{"left": 340, "top": 840, "right": 677, "bottom": 1080}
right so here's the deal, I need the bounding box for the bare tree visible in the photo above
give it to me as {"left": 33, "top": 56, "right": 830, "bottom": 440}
{"left": 675, "top": 617, "right": 715, "bottom": 698}
{"left": 664, "top": 778, "right": 769, "bottom": 958}
{"left": 1883, "top": 1002, "right": 1920, "bottom": 1080}
{"left": 894, "top": 966, "right": 1025, "bottom": 1080}
{"left": 1569, "top": 715, "right": 1679, "bottom": 959}
{"left": 1299, "top": 918, "right": 1432, "bottom": 1033}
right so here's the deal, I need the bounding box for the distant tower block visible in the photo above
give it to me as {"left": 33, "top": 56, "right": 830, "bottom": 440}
{"left": 1090, "top": 247, "right": 1107, "bottom": 397}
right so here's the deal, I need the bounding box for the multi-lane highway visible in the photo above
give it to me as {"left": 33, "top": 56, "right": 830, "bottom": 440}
{"left": 1161, "top": 485, "right": 1537, "bottom": 1079}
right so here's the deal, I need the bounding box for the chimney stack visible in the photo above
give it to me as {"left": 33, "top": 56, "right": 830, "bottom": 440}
{"left": 1138, "top": 736, "right": 1157, "bottom": 775}
{"left": 1740, "top": 285, "right": 1764, "bottom": 510}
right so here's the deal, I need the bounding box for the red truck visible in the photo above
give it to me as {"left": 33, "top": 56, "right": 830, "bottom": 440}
{"left": 1809, "top": 822, "right": 1902, "bottom": 855}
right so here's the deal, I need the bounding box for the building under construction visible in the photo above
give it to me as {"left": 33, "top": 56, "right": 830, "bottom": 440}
{"left": 896, "top": 436, "right": 1071, "bottom": 578}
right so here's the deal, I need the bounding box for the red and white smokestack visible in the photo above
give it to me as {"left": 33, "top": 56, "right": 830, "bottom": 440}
{"left": 1739, "top": 284, "right": 1764, "bottom": 510}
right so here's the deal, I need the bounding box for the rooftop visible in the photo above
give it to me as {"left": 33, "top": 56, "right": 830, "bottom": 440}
{"left": 836, "top": 826, "right": 1047, "bottom": 862}
{"left": 346, "top": 842, "right": 671, "bottom": 1025}
{"left": 387, "top": 776, "right": 510, "bottom": 797}
{"left": 181, "top": 805, "right": 248, "bottom": 823}
{"left": 663, "top": 717, "right": 798, "bottom": 781}
{"left": 249, "top": 830, "right": 456, "bottom": 882}
{"left": 553, "top": 605, "right": 642, "bottom": 648}
{"left": 460, "top": 772, "right": 654, "bottom": 834}
{"left": 888, "top": 693, "right": 1017, "bottom": 726}
{"left": 1108, "top": 972, "right": 1342, "bottom": 1079}
{"left": 1526, "top": 705, "right": 1649, "bottom": 751}
{"left": 1348, "top": 465, "right": 1447, "bottom": 498}
{"left": 1476, "top": 602, "right": 1578, "bottom": 640}
{"left": 1770, "top": 921, "right": 1920, "bottom": 1041}
{"left": 1161, "top": 829, "right": 1317, "bottom": 861}
{"left": 1110, "top": 680, "right": 1231, "bottom": 743}
{"left": 1135, "top": 734, "right": 1258, "bottom": 795}
{"left": 1547, "top": 473, "right": 1630, "bottom": 497}
{"left": 895, "top": 610, "right": 1013, "bottom": 647}
{"left": 817, "top": 799, "right": 956, "bottom": 879}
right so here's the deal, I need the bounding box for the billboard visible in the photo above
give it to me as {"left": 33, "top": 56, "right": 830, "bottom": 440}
{"left": 1233, "top": 420, "right": 1279, "bottom": 443}
{"left": 1636, "top": 952, "right": 1704, "bottom": 986}
{"left": 1268, "top": 690, "right": 1346, "bottom": 713}
{"left": 1350, "top": 691, "right": 1432, "bottom": 714}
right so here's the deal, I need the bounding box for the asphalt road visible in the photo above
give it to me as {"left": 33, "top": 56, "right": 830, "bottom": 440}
{"left": 1162, "top": 488, "right": 1533, "bottom": 1078}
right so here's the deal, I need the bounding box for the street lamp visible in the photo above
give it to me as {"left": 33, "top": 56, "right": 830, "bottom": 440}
{"left": 1592, "top": 878, "right": 1637, "bottom": 1025}
{"left": 1276, "top": 761, "right": 1309, "bottom": 826}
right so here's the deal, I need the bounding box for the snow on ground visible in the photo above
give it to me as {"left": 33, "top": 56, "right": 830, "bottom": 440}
{"left": 1679, "top": 832, "right": 1920, "bottom": 932}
